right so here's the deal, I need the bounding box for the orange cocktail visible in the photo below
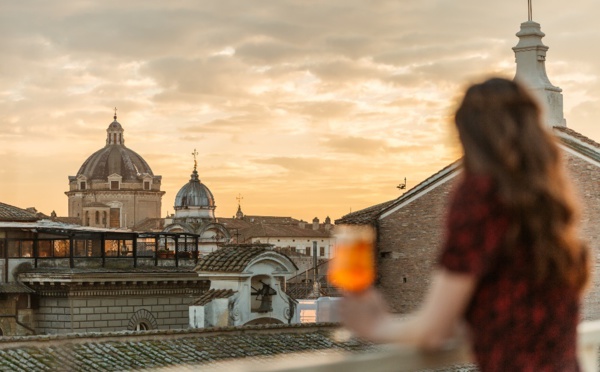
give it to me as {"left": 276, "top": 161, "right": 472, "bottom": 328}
{"left": 328, "top": 225, "right": 375, "bottom": 292}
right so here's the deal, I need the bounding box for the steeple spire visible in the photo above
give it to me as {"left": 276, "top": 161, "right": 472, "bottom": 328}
{"left": 235, "top": 193, "right": 244, "bottom": 219}
{"left": 513, "top": 8, "right": 566, "bottom": 127}
{"left": 189, "top": 149, "right": 200, "bottom": 182}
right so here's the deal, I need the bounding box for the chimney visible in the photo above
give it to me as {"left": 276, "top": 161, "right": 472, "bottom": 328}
{"left": 324, "top": 216, "right": 331, "bottom": 230}
{"left": 312, "top": 217, "right": 319, "bottom": 230}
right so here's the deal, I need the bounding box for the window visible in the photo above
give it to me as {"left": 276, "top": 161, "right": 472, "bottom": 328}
{"left": 74, "top": 240, "right": 96, "bottom": 257}
{"left": 38, "top": 241, "right": 53, "bottom": 257}
{"left": 53, "top": 240, "right": 69, "bottom": 257}
{"left": 102, "top": 211, "right": 107, "bottom": 225}
{"left": 143, "top": 181, "right": 150, "bottom": 190}
{"left": 319, "top": 247, "right": 325, "bottom": 257}
{"left": 111, "top": 181, "right": 119, "bottom": 190}
{"left": 7, "top": 240, "right": 34, "bottom": 257}
{"left": 95, "top": 211, "right": 99, "bottom": 224}
{"left": 305, "top": 247, "right": 310, "bottom": 256}
{"left": 0, "top": 240, "right": 5, "bottom": 258}
{"left": 105, "top": 240, "right": 133, "bottom": 257}
{"left": 80, "top": 181, "right": 86, "bottom": 190}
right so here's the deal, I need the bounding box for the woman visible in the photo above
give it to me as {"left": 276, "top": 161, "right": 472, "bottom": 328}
{"left": 341, "top": 78, "right": 590, "bottom": 371}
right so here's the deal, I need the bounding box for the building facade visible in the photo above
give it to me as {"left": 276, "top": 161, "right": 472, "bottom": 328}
{"left": 65, "top": 114, "right": 165, "bottom": 229}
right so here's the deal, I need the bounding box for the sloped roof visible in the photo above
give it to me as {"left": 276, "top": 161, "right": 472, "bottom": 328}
{"left": 240, "top": 223, "right": 331, "bottom": 240}
{"left": 0, "top": 324, "right": 374, "bottom": 371}
{"left": 192, "top": 289, "right": 237, "bottom": 305}
{"left": 336, "top": 160, "right": 462, "bottom": 225}
{"left": 0, "top": 202, "right": 39, "bottom": 222}
{"left": 0, "top": 283, "right": 34, "bottom": 294}
{"left": 54, "top": 217, "right": 82, "bottom": 225}
{"left": 336, "top": 126, "right": 600, "bottom": 227}
{"left": 334, "top": 200, "right": 396, "bottom": 225}
{"left": 554, "top": 126, "right": 600, "bottom": 163}
{"left": 195, "top": 244, "right": 275, "bottom": 273}
{"left": 132, "top": 217, "right": 165, "bottom": 232}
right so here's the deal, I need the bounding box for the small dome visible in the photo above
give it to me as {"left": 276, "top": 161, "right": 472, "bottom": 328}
{"left": 174, "top": 169, "right": 215, "bottom": 209}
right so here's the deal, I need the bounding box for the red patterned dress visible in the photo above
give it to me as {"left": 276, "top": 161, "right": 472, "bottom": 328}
{"left": 439, "top": 173, "right": 580, "bottom": 372}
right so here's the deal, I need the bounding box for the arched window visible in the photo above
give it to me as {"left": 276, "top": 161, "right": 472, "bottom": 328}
{"left": 113, "top": 133, "right": 116, "bottom": 143}
{"left": 128, "top": 309, "right": 158, "bottom": 331}
{"left": 95, "top": 211, "right": 99, "bottom": 224}
{"left": 102, "top": 211, "right": 107, "bottom": 226}
{"left": 85, "top": 211, "right": 90, "bottom": 226}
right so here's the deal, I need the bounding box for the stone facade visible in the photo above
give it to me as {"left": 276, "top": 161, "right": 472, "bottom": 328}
{"left": 376, "top": 176, "right": 455, "bottom": 314}
{"left": 35, "top": 295, "right": 194, "bottom": 334}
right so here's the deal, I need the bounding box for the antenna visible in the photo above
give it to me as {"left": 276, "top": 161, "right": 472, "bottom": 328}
{"left": 528, "top": 0, "right": 533, "bottom": 21}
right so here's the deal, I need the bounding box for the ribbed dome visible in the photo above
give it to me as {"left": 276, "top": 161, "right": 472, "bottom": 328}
{"left": 76, "top": 119, "right": 154, "bottom": 181}
{"left": 174, "top": 169, "right": 215, "bottom": 209}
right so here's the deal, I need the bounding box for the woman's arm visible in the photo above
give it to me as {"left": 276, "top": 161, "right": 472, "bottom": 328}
{"left": 340, "top": 269, "right": 476, "bottom": 349}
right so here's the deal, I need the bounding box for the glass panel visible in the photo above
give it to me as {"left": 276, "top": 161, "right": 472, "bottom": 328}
{"left": 53, "top": 240, "right": 70, "bottom": 257}
{"left": 121, "top": 240, "right": 133, "bottom": 256}
{"left": 21, "top": 241, "right": 33, "bottom": 257}
{"left": 0, "top": 240, "right": 5, "bottom": 258}
{"left": 91, "top": 240, "right": 101, "bottom": 257}
{"left": 105, "top": 240, "right": 119, "bottom": 256}
{"left": 39, "top": 241, "right": 53, "bottom": 257}
{"left": 8, "top": 241, "right": 19, "bottom": 257}
{"left": 74, "top": 240, "right": 87, "bottom": 257}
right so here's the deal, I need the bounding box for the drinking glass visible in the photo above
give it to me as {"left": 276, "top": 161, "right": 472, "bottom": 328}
{"left": 327, "top": 225, "right": 375, "bottom": 341}
{"left": 328, "top": 224, "right": 375, "bottom": 293}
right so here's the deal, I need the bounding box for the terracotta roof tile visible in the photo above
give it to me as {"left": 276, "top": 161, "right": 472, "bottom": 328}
{"left": 0, "top": 324, "right": 375, "bottom": 371}
{"left": 0, "top": 283, "right": 34, "bottom": 294}
{"left": 554, "top": 126, "right": 600, "bottom": 149}
{"left": 195, "top": 244, "right": 272, "bottom": 273}
{"left": 132, "top": 217, "right": 165, "bottom": 232}
{"left": 0, "top": 202, "right": 39, "bottom": 222}
{"left": 193, "top": 289, "right": 236, "bottom": 305}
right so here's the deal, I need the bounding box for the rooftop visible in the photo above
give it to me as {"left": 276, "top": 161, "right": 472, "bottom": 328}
{"left": 0, "top": 324, "right": 374, "bottom": 371}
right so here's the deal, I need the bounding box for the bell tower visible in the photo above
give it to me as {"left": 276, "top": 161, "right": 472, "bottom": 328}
{"left": 513, "top": 1, "right": 566, "bottom": 127}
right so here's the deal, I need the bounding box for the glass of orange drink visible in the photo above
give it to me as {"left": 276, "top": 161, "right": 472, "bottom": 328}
{"left": 328, "top": 225, "right": 375, "bottom": 292}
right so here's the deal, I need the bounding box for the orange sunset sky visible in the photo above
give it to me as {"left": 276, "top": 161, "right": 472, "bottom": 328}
{"left": 2, "top": 1, "right": 600, "bottom": 223}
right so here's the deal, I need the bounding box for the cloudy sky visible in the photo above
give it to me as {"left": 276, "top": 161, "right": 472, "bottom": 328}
{"left": 2, "top": 0, "right": 600, "bottom": 223}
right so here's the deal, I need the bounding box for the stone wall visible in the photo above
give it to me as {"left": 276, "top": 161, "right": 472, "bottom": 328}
{"left": 564, "top": 152, "right": 600, "bottom": 321}
{"left": 376, "top": 178, "right": 455, "bottom": 314}
{"left": 35, "top": 295, "right": 193, "bottom": 334}
{"left": 375, "top": 152, "right": 600, "bottom": 320}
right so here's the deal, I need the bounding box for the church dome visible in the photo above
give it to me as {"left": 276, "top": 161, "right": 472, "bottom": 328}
{"left": 76, "top": 116, "right": 154, "bottom": 181}
{"left": 174, "top": 169, "right": 215, "bottom": 209}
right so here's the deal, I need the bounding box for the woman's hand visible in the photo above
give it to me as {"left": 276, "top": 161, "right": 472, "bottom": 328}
{"left": 338, "top": 287, "right": 393, "bottom": 341}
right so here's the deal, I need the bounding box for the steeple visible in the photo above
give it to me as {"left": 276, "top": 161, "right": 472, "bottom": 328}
{"left": 513, "top": 3, "right": 566, "bottom": 127}
{"left": 235, "top": 193, "right": 244, "bottom": 219}
{"left": 106, "top": 107, "right": 125, "bottom": 145}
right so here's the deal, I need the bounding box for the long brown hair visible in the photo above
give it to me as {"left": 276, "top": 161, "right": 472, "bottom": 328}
{"left": 454, "top": 77, "right": 589, "bottom": 292}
